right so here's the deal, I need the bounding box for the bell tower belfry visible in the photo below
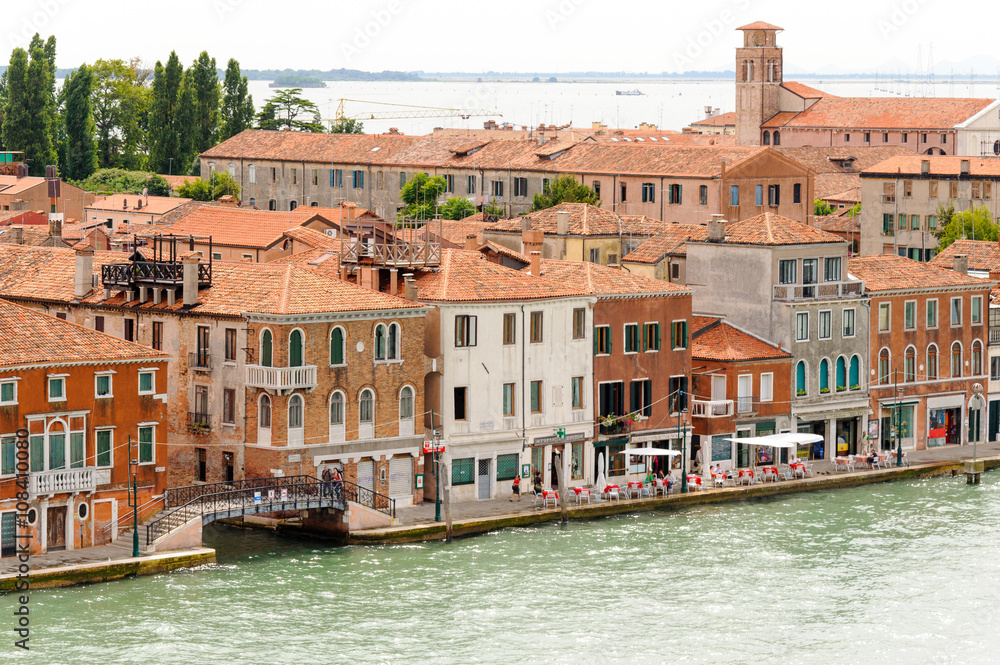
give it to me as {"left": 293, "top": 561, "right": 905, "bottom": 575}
{"left": 735, "top": 22, "right": 783, "bottom": 146}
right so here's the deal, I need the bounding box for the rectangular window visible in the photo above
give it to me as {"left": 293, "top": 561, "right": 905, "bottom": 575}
{"left": 452, "top": 458, "right": 474, "bottom": 486}
{"left": 926, "top": 299, "right": 938, "bottom": 328}
{"left": 819, "top": 311, "right": 832, "bottom": 339}
{"left": 592, "top": 180, "right": 601, "bottom": 198}
{"left": 755, "top": 184, "right": 763, "bottom": 206}
{"left": 1, "top": 436, "right": 15, "bottom": 475}
{"left": 796, "top": 312, "right": 809, "bottom": 341}
{"left": 453, "top": 387, "right": 468, "bottom": 421}
{"left": 530, "top": 381, "right": 542, "bottom": 413}
{"left": 730, "top": 185, "right": 739, "bottom": 206}
{"left": 668, "top": 376, "right": 688, "bottom": 413}
{"left": 630, "top": 379, "right": 652, "bottom": 417}
{"left": 668, "top": 184, "right": 682, "bottom": 205}
{"left": 399, "top": 172, "right": 407, "bottom": 188}
{"left": 95, "top": 316, "right": 105, "bottom": 332}
{"left": 911, "top": 214, "right": 921, "bottom": 230}
{"left": 768, "top": 184, "right": 780, "bottom": 206}
{"left": 903, "top": 179, "right": 912, "bottom": 198}
{"left": 224, "top": 328, "right": 237, "bottom": 362}
{"left": 123, "top": 319, "right": 135, "bottom": 342}
{"left": 503, "top": 313, "right": 516, "bottom": 345}
{"left": 929, "top": 179, "right": 938, "bottom": 198}
{"left": 824, "top": 257, "right": 841, "bottom": 282}
{"left": 671, "top": 320, "right": 688, "bottom": 350}
{"left": 589, "top": 248, "right": 600, "bottom": 264}
{"left": 376, "top": 171, "right": 384, "bottom": 190}
{"left": 572, "top": 308, "right": 586, "bottom": 339}
{"left": 793, "top": 183, "right": 802, "bottom": 204}
{"left": 992, "top": 356, "right": 1000, "bottom": 382}
{"left": 904, "top": 301, "right": 916, "bottom": 330}
{"left": 760, "top": 373, "right": 774, "bottom": 402}
{"left": 467, "top": 175, "right": 476, "bottom": 194}
{"left": 48, "top": 377, "right": 65, "bottom": 401}
{"left": 595, "top": 325, "right": 611, "bottom": 354}
{"left": 882, "top": 213, "right": 895, "bottom": 235}
{"left": 248, "top": 164, "right": 256, "bottom": 184}
{"left": 779, "top": 259, "right": 797, "bottom": 284}
{"left": 864, "top": 132, "right": 871, "bottom": 142}
{"left": 972, "top": 296, "right": 982, "bottom": 324}
{"left": 95, "top": 374, "right": 112, "bottom": 398}
{"left": 196, "top": 447, "right": 207, "bottom": 482}
{"left": 530, "top": 311, "right": 543, "bottom": 343}
{"left": 291, "top": 169, "right": 297, "bottom": 185}
{"left": 950, "top": 181, "right": 958, "bottom": 199}
{"left": 492, "top": 180, "right": 504, "bottom": 197}
{"left": 271, "top": 167, "right": 277, "bottom": 182}
{"left": 699, "top": 185, "right": 708, "bottom": 205}
{"left": 352, "top": 170, "right": 364, "bottom": 189}
{"left": 223, "top": 388, "right": 236, "bottom": 424}
{"left": 620, "top": 183, "right": 627, "bottom": 202}
{"left": 951, "top": 297, "right": 962, "bottom": 326}
{"left": 984, "top": 182, "right": 992, "bottom": 200}
{"left": 513, "top": 177, "right": 527, "bottom": 197}
{"left": 442, "top": 174, "right": 454, "bottom": 194}
{"left": 329, "top": 169, "right": 340, "bottom": 187}
{"left": 138, "top": 426, "right": 154, "bottom": 464}
{"left": 455, "top": 315, "right": 478, "bottom": 347}
{"left": 95, "top": 430, "right": 112, "bottom": 468}
{"left": 0, "top": 381, "right": 15, "bottom": 404}
{"left": 878, "top": 303, "right": 890, "bottom": 332}
{"left": 139, "top": 371, "right": 154, "bottom": 394}
{"left": 503, "top": 383, "right": 515, "bottom": 417}
{"left": 571, "top": 377, "right": 583, "bottom": 409}
{"left": 843, "top": 308, "right": 855, "bottom": 337}
{"left": 641, "top": 182, "right": 655, "bottom": 203}
{"left": 624, "top": 323, "right": 640, "bottom": 353}
{"left": 312, "top": 169, "right": 319, "bottom": 186}
{"left": 644, "top": 323, "right": 660, "bottom": 351}
{"left": 152, "top": 321, "right": 163, "bottom": 350}
{"left": 927, "top": 214, "right": 937, "bottom": 230}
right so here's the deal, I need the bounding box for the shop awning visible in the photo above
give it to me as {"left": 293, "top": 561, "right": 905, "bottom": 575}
{"left": 593, "top": 438, "right": 629, "bottom": 448}
{"left": 725, "top": 433, "right": 824, "bottom": 449}
{"left": 620, "top": 447, "right": 682, "bottom": 457}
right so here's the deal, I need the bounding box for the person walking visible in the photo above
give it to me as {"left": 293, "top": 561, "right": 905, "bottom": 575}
{"left": 321, "top": 466, "right": 333, "bottom": 498}
{"left": 331, "top": 467, "right": 344, "bottom": 501}
{"left": 694, "top": 445, "right": 704, "bottom": 474}
{"left": 510, "top": 474, "right": 521, "bottom": 502}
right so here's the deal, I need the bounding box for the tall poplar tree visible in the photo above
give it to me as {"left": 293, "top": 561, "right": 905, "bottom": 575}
{"left": 1, "top": 49, "right": 31, "bottom": 158}
{"left": 147, "top": 51, "right": 185, "bottom": 174}
{"left": 220, "top": 58, "right": 254, "bottom": 141}
{"left": 189, "top": 51, "right": 220, "bottom": 154}
{"left": 62, "top": 64, "right": 98, "bottom": 181}
{"left": 25, "top": 40, "right": 58, "bottom": 174}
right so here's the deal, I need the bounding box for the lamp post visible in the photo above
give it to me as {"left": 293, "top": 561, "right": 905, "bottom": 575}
{"left": 895, "top": 370, "right": 903, "bottom": 467}
{"left": 678, "top": 391, "right": 689, "bottom": 494}
{"left": 128, "top": 435, "right": 139, "bottom": 558}
{"left": 431, "top": 409, "right": 441, "bottom": 523}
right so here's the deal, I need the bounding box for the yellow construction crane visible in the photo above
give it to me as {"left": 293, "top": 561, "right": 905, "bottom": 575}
{"left": 327, "top": 98, "right": 501, "bottom": 122}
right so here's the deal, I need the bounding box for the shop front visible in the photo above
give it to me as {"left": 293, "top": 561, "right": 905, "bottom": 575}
{"left": 795, "top": 421, "right": 827, "bottom": 460}
{"left": 927, "top": 394, "right": 964, "bottom": 447}
{"left": 599, "top": 429, "right": 690, "bottom": 480}
{"left": 879, "top": 402, "right": 918, "bottom": 451}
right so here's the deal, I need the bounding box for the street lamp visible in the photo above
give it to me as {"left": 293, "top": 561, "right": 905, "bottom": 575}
{"left": 128, "top": 435, "right": 139, "bottom": 557}
{"left": 677, "top": 392, "right": 689, "bottom": 494}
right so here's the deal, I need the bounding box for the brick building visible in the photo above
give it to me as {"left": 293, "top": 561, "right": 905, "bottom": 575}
{"left": 0, "top": 174, "right": 91, "bottom": 221}
{"left": 0, "top": 299, "right": 169, "bottom": 557}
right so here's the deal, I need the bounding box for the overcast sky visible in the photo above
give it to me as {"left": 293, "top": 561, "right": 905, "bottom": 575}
{"left": 7, "top": 0, "right": 998, "bottom": 75}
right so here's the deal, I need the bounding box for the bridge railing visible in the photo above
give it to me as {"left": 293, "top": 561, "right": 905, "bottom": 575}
{"left": 340, "top": 479, "right": 395, "bottom": 519}
{"left": 164, "top": 475, "right": 320, "bottom": 508}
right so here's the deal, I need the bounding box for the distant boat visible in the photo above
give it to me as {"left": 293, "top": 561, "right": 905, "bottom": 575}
{"left": 616, "top": 89, "right": 643, "bottom": 96}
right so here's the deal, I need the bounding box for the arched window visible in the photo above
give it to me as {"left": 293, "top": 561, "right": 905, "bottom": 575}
{"left": 763, "top": 131, "right": 771, "bottom": 146}
{"left": 289, "top": 200, "right": 298, "bottom": 211}
{"left": 878, "top": 348, "right": 890, "bottom": 384}
{"left": 259, "top": 395, "right": 271, "bottom": 428}
{"left": 927, "top": 345, "right": 938, "bottom": 380}
{"left": 819, "top": 359, "right": 830, "bottom": 392}
{"left": 330, "top": 327, "right": 345, "bottom": 365}
{"left": 359, "top": 389, "right": 374, "bottom": 423}
{"left": 836, "top": 356, "right": 847, "bottom": 391}
{"left": 268, "top": 199, "right": 277, "bottom": 211}
{"left": 904, "top": 346, "right": 916, "bottom": 382}
{"left": 973, "top": 340, "right": 983, "bottom": 375}
{"left": 47, "top": 419, "right": 67, "bottom": 470}
{"left": 951, "top": 342, "right": 962, "bottom": 377}
{"left": 399, "top": 386, "right": 413, "bottom": 420}
{"left": 330, "top": 391, "right": 344, "bottom": 426}
{"left": 249, "top": 197, "right": 256, "bottom": 207}
{"left": 795, "top": 361, "right": 806, "bottom": 395}
{"left": 289, "top": 329, "right": 304, "bottom": 367}
{"left": 849, "top": 355, "right": 860, "bottom": 389}
{"left": 773, "top": 131, "right": 781, "bottom": 145}
{"left": 374, "top": 324, "right": 386, "bottom": 361}
{"left": 289, "top": 394, "right": 303, "bottom": 429}
{"left": 261, "top": 329, "right": 273, "bottom": 367}
{"left": 387, "top": 323, "right": 400, "bottom": 361}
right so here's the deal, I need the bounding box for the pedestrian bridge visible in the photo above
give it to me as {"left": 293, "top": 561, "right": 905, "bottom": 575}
{"left": 143, "top": 475, "right": 396, "bottom": 550}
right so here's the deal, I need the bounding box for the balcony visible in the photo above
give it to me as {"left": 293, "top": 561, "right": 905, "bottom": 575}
{"left": 691, "top": 398, "right": 734, "bottom": 418}
{"left": 28, "top": 467, "right": 96, "bottom": 497}
{"left": 188, "top": 412, "right": 211, "bottom": 433}
{"left": 990, "top": 326, "right": 1000, "bottom": 346}
{"left": 245, "top": 364, "right": 318, "bottom": 394}
{"left": 773, "top": 280, "right": 863, "bottom": 301}
{"left": 340, "top": 238, "right": 442, "bottom": 267}
{"left": 736, "top": 395, "right": 760, "bottom": 415}
{"left": 188, "top": 351, "right": 213, "bottom": 372}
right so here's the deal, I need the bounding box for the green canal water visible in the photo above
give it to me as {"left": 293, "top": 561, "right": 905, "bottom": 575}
{"left": 8, "top": 472, "right": 1000, "bottom": 664}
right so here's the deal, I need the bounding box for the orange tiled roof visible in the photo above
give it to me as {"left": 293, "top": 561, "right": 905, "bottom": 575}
{"left": 766, "top": 97, "right": 993, "bottom": 130}
{"left": 928, "top": 239, "right": 1000, "bottom": 272}
{"left": 776, "top": 146, "right": 912, "bottom": 174}
{"left": 87, "top": 194, "right": 192, "bottom": 216}
{"left": 737, "top": 21, "right": 783, "bottom": 30}
{"left": 416, "top": 214, "right": 490, "bottom": 246}
{"left": 690, "top": 112, "right": 736, "bottom": 127}
{"left": 281, "top": 225, "right": 341, "bottom": 250}
{"left": 780, "top": 82, "right": 832, "bottom": 99}
{"left": 156, "top": 205, "right": 335, "bottom": 249}
{"left": 816, "top": 215, "right": 860, "bottom": 233}
{"left": 622, "top": 224, "right": 709, "bottom": 263}
{"left": 0, "top": 298, "right": 167, "bottom": 368}
{"left": 0, "top": 175, "right": 46, "bottom": 195}
{"left": 415, "top": 249, "right": 586, "bottom": 303}
{"left": 487, "top": 203, "right": 664, "bottom": 237}
{"left": 717, "top": 212, "right": 844, "bottom": 246}
{"left": 848, "top": 254, "right": 989, "bottom": 292}
{"left": 815, "top": 173, "right": 860, "bottom": 201}
{"left": 862, "top": 155, "right": 1000, "bottom": 177}
{"left": 538, "top": 259, "right": 690, "bottom": 296}
{"left": 691, "top": 316, "right": 790, "bottom": 361}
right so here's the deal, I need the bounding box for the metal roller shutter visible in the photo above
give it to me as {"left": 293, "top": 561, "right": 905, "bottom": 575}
{"left": 388, "top": 457, "right": 412, "bottom": 496}
{"left": 356, "top": 460, "right": 374, "bottom": 491}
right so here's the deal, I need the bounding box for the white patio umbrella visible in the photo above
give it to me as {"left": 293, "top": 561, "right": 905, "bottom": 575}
{"left": 595, "top": 452, "right": 607, "bottom": 492}
{"left": 725, "top": 433, "right": 824, "bottom": 466}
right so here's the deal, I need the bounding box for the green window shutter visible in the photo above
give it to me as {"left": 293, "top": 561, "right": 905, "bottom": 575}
{"left": 655, "top": 324, "right": 661, "bottom": 350}
{"left": 608, "top": 327, "right": 612, "bottom": 354}
{"left": 594, "top": 328, "right": 599, "bottom": 355}
{"left": 682, "top": 321, "right": 688, "bottom": 348}
{"left": 642, "top": 324, "right": 647, "bottom": 352}
{"left": 670, "top": 323, "right": 676, "bottom": 349}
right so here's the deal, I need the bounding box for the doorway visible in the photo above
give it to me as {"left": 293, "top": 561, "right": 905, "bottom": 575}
{"left": 47, "top": 506, "right": 66, "bottom": 551}
{"left": 477, "top": 459, "right": 491, "bottom": 500}
{"left": 224, "top": 452, "right": 234, "bottom": 484}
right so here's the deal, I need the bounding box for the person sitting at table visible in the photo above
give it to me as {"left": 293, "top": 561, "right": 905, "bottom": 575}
{"left": 867, "top": 447, "right": 878, "bottom": 466}
{"left": 644, "top": 470, "right": 655, "bottom": 485}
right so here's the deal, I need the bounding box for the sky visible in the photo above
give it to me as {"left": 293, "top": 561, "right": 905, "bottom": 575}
{"left": 6, "top": 0, "right": 1000, "bottom": 75}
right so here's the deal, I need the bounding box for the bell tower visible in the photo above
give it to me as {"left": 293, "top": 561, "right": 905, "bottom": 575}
{"left": 735, "top": 21, "right": 783, "bottom": 146}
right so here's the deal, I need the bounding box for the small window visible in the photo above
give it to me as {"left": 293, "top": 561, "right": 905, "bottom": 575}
{"left": 492, "top": 180, "right": 504, "bottom": 197}
{"left": 641, "top": 182, "right": 655, "bottom": 203}
{"left": 595, "top": 325, "right": 611, "bottom": 355}
{"left": 767, "top": 184, "right": 780, "bottom": 207}
{"left": 138, "top": 426, "right": 154, "bottom": 464}
{"left": 95, "top": 430, "right": 112, "bottom": 468}
{"left": 138, "top": 371, "right": 154, "bottom": 394}
{"left": 760, "top": 373, "right": 773, "bottom": 402}
{"left": 755, "top": 185, "right": 763, "bottom": 206}
{"left": 95, "top": 316, "right": 105, "bottom": 333}
{"left": 259, "top": 395, "right": 271, "bottom": 428}
{"left": 225, "top": 328, "right": 237, "bottom": 362}
{"left": 972, "top": 296, "right": 983, "bottom": 324}
{"left": 212, "top": 252, "right": 222, "bottom": 260}
{"left": 503, "top": 313, "right": 516, "bottom": 345}
{"left": 824, "top": 257, "right": 841, "bottom": 282}
{"left": 926, "top": 299, "right": 938, "bottom": 328}
{"left": 624, "top": 323, "right": 640, "bottom": 354}
{"left": 513, "top": 177, "right": 527, "bottom": 197}
{"left": 779, "top": 259, "right": 797, "bottom": 284}
{"left": 572, "top": 308, "right": 586, "bottom": 339}
{"left": 455, "top": 315, "right": 478, "bottom": 347}
{"left": 289, "top": 394, "right": 303, "bottom": 428}
{"left": 0, "top": 381, "right": 16, "bottom": 404}
{"left": 842, "top": 308, "right": 855, "bottom": 338}
{"left": 445, "top": 174, "right": 455, "bottom": 193}
{"left": 699, "top": 185, "right": 708, "bottom": 206}
{"left": 530, "top": 311, "right": 543, "bottom": 343}
{"left": 353, "top": 170, "right": 364, "bottom": 189}
{"left": 400, "top": 172, "right": 407, "bottom": 188}
{"left": 359, "top": 389, "right": 374, "bottom": 424}
{"left": 330, "top": 327, "right": 346, "bottom": 365}
{"left": 466, "top": 175, "right": 476, "bottom": 194}
{"left": 48, "top": 376, "right": 65, "bottom": 401}
{"left": 123, "top": 319, "right": 135, "bottom": 342}
{"left": 571, "top": 377, "right": 583, "bottom": 409}
{"left": 671, "top": 320, "right": 688, "bottom": 350}
{"left": 530, "top": 381, "right": 542, "bottom": 413}
{"left": 878, "top": 303, "right": 890, "bottom": 332}
{"left": 793, "top": 183, "right": 802, "bottom": 204}
{"left": 818, "top": 311, "right": 832, "bottom": 340}
{"left": 503, "top": 383, "right": 515, "bottom": 417}
{"left": 223, "top": 388, "right": 236, "bottom": 424}
{"left": 644, "top": 323, "right": 660, "bottom": 351}
{"left": 904, "top": 301, "right": 916, "bottom": 330}
{"left": 454, "top": 387, "right": 468, "bottom": 421}
{"left": 452, "top": 457, "right": 475, "bottom": 486}
{"left": 196, "top": 447, "right": 207, "bottom": 482}
{"left": 330, "top": 392, "right": 344, "bottom": 425}
{"left": 589, "top": 248, "right": 600, "bottom": 264}
{"left": 951, "top": 297, "right": 962, "bottom": 326}
{"left": 95, "top": 374, "right": 112, "bottom": 398}
{"left": 668, "top": 184, "right": 682, "bottom": 205}
{"left": 796, "top": 312, "right": 809, "bottom": 341}
{"left": 730, "top": 185, "right": 739, "bottom": 207}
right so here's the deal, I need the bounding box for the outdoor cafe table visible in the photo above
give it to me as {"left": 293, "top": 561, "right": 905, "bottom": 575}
{"left": 737, "top": 469, "right": 755, "bottom": 485}
{"left": 541, "top": 490, "right": 559, "bottom": 507}
{"left": 686, "top": 475, "right": 703, "bottom": 490}
{"left": 627, "top": 481, "right": 644, "bottom": 498}
{"left": 760, "top": 465, "right": 779, "bottom": 481}
{"left": 790, "top": 462, "right": 806, "bottom": 478}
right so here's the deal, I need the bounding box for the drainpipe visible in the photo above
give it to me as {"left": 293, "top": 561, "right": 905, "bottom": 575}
{"left": 521, "top": 304, "right": 527, "bottom": 456}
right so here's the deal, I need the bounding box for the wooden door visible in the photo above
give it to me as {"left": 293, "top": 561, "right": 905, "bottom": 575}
{"left": 47, "top": 506, "right": 66, "bottom": 551}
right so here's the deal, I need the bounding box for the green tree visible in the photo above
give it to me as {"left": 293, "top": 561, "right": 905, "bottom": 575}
{"left": 399, "top": 172, "right": 447, "bottom": 222}
{"left": 177, "top": 71, "right": 199, "bottom": 174}
{"left": 814, "top": 199, "right": 835, "bottom": 216}
{"left": 256, "top": 88, "right": 324, "bottom": 132}
{"left": 329, "top": 117, "right": 364, "bottom": 134}
{"left": 532, "top": 175, "right": 599, "bottom": 210}
{"left": 91, "top": 58, "right": 151, "bottom": 170}
{"left": 176, "top": 171, "right": 241, "bottom": 201}
{"left": 2, "top": 44, "right": 58, "bottom": 175}
{"left": 61, "top": 64, "right": 98, "bottom": 181}
{"left": 148, "top": 51, "right": 189, "bottom": 174}
{"left": 1, "top": 49, "right": 31, "bottom": 158}
{"left": 934, "top": 205, "right": 997, "bottom": 250}
{"left": 78, "top": 168, "right": 170, "bottom": 196}
{"left": 846, "top": 203, "right": 861, "bottom": 217}
{"left": 220, "top": 58, "right": 254, "bottom": 141}
{"left": 0, "top": 69, "right": 8, "bottom": 149}
{"left": 189, "top": 51, "right": 220, "bottom": 154}
{"left": 440, "top": 196, "right": 475, "bottom": 220}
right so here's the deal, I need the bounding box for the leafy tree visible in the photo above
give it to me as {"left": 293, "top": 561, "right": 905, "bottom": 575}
{"left": 0, "top": 69, "right": 7, "bottom": 149}
{"left": 2, "top": 44, "right": 57, "bottom": 175}
{"left": 91, "top": 58, "right": 151, "bottom": 170}
{"left": 61, "top": 64, "right": 98, "bottom": 181}
{"left": 189, "top": 51, "right": 220, "bottom": 154}
{"left": 177, "top": 71, "right": 198, "bottom": 173}
{"left": 329, "top": 117, "right": 364, "bottom": 134}
{"left": 176, "top": 171, "right": 241, "bottom": 201}
{"left": 846, "top": 203, "right": 861, "bottom": 217}
{"left": 25, "top": 40, "right": 58, "bottom": 174}
{"left": 934, "top": 205, "right": 997, "bottom": 250}
{"left": 532, "top": 175, "right": 599, "bottom": 210}
{"left": 256, "top": 88, "right": 324, "bottom": 132}
{"left": 78, "top": 168, "right": 171, "bottom": 196}
{"left": 814, "top": 199, "right": 835, "bottom": 216}
{"left": 483, "top": 203, "right": 505, "bottom": 218}
{"left": 1, "top": 49, "right": 31, "bottom": 158}
{"left": 398, "top": 172, "right": 447, "bottom": 222}
{"left": 440, "top": 196, "right": 475, "bottom": 220}
{"left": 220, "top": 58, "right": 254, "bottom": 141}
{"left": 148, "top": 52, "right": 190, "bottom": 174}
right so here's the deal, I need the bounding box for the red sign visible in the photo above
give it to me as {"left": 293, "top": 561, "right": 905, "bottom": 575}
{"left": 422, "top": 441, "right": 445, "bottom": 454}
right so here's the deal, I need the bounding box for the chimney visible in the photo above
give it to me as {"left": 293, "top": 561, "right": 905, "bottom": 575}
{"left": 953, "top": 254, "right": 969, "bottom": 275}
{"left": 520, "top": 216, "right": 531, "bottom": 232}
{"left": 707, "top": 214, "right": 726, "bottom": 242}
{"left": 960, "top": 159, "right": 970, "bottom": 174}
{"left": 530, "top": 250, "right": 541, "bottom": 277}
{"left": 990, "top": 269, "right": 1000, "bottom": 284}
{"left": 341, "top": 201, "right": 357, "bottom": 221}
{"left": 390, "top": 267, "right": 398, "bottom": 296}
{"left": 556, "top": 210, "right": 569, "bottom": 236}
{"left": 920, "top": 159, "right": 930, "bottom": 175}
{"left": 74, "top": 248, "right": 94, "bottom": 299}
{"left": 464, "top": 233, "right": 478, "bottom": 250}
{"left": 8, "top": 225, "right": 23, "bottom": 245}
{"left": 521, "top": 229, "right": 543, "bottom": 256}
{"left": 181, "top": 251, "right": 202, "bottom": 306}
{"left": 403, "top": 273, "right": 417, "bottom": 301}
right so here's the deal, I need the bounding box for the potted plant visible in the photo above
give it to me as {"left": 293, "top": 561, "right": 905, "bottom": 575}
{"left": 796, "top": 389, "right": 807, "bottom": 396}
{"left": 850, "top": 384, "right": 861, "bottom": 391}
{"left": 820, "top": 387, "right": 830, "bottom": 394}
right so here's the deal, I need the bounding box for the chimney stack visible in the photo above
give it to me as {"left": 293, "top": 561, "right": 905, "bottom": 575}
{"left": 520, "top": 216, "right": 532, "bottom": 232}
{"left": 990, "top": 269, "right": 1000, "bottom": 284}
{"left": 521, "top": 229, "right": 543, "bottom": 256}
{"left": 920, "top": 159, "right": 930, "bottom": 175}
{"left": 707, "top": 214, "right": 726, "bottom": 242}
{"left": 8, "top": 225, "right": 23, "bottom": 245}
{"left": 74, "top": 248, "right": 94, "bottom": 300}
{"left": 464, "top": 233, "right": 478, "bottom": 250}
{"left": 530, "top": 251, "right": 542, "bottom": 277}
{"left": 953, "top": 254, "right": 969, "bottom": 275}
{"left": 390, "top": 267, "right": 398, "bottom": 296}
{"left": 48, "top": 216, "right": 62, "bottom": 240}
{"left": 181, "top": 251, "right": 202, "bottom": 306}
{"left": 556, "top": 210, "right": 570, "bottom": 236}
{"left": 960, "top": 159, "right": 970, "bottom": 174}
{"left": 403, "top": 273, "right": 417, "bottom": 301}
{"left": 341, "top": 201, "right": 358, "bottom": 221}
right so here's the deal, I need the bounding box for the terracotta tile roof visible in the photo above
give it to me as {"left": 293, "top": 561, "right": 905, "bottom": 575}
{"left": 816, "top": 215, "right": 860, "bottom": 233}
{"left": 761, "top": 112, "right": 801, "bottom": 129}
{"left": 780, "top": 82, "right": 832, "bottom": 99}
{"left": 0, "top": 226, "right": 66, "bottom": 247}
{"left": 848, "top": 255, "right": 989, "bottom": 292}
{"left": 87, "top": 194, "right": 192, "bottom": 216}
{"left": 928, "top": 239, "right": 1000, "bottom": 272}
{"left": 543, "top": 142, "right": 765, "bottom": 177}
{"left": 416, "top": 215, "right": 490, "bottom": 246}
{"left": 415, "top": 249, "right": 586, "bottom": 302}
{"left": 622, "top": 224, "right": 709, "bottom": 263}
{"left": 715, "top": 212, "right": 844, "bottom": 246}
{"left": 156, "top": 205, "right": 333, "bottom": 249}
{"left": 766, "top": 97, "right": 993, "bottom": 130}
{"left": 690, "top": 112, "right": 736, "bottom": 127}
{"left": 479, "top": 240, "right": 530, "bottom": 264}
{"left": 862, "top": 155, "right": 1000, "bottom": 177}
{"left": 487, "top": 203, "right": 663, "bottom": 237}
{"left": 0, "top": 244, "right": 422, "bottom": 317}
{"left": 538, "top": 259, "right": 691, "bottom": 296}
{"left": 0, "top": 175, "right": 46, "bottom": 195}
{"left": 776, "top": 146, "right": 913, "bottom": 174}
{"left": 737, "top": 21, "right": 783, "bottom": 30}
{"left": 815, "top": 172, "right": 861, "bottom": 201}
{"left": 691, "top": 316, "right": 790, "bottom": 361}
{"left": 280, "top": 225, "right": 341, "bottom": 250}
{"left": 0, "top": 298, "right": 167, "bottom": 368}
{"left": 158, "top": 175, "right": 197, "bottom": 192}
